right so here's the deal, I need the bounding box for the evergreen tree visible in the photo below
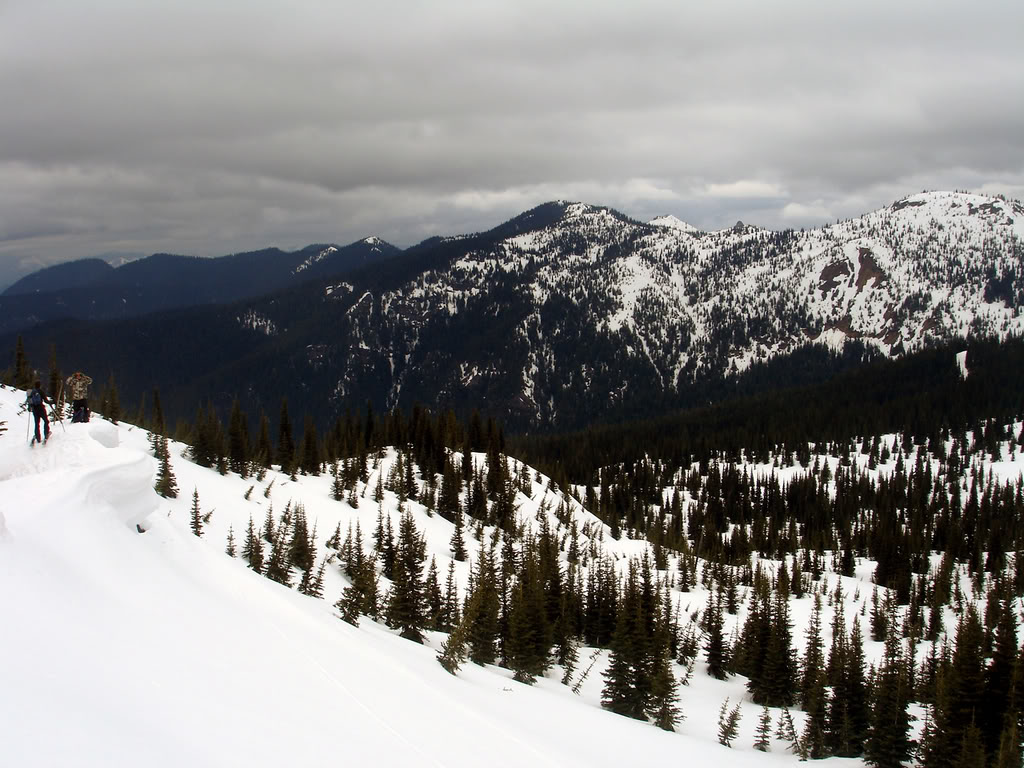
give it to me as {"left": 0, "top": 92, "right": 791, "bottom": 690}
{"left": 438, "top": 589, "right": 478, "bottom": 675}
{"left": 151, "top": 388, "right": 166, "bottom": 436}
{"left": 717, "top": 698, "right": 742, "bottom": 747}
{"left": 981, "top": 594, "right": 1020, "bottom": 758}
{"left": 276, "top": 397, "right": 295, "bottom": 471}
{"left": 241, "top": 516, "right": 264, "bottom": 572}
{"left": 299, "top": 414, "right": 321, "bottom": 476}
{"left": 466, "top": 545, "right": 501, "bottom": 665}
{"left": 189, "top": 488, "right": 203, "bottom": 537}
{"left": 227, "top": 397, "right": 250, "bottom": 476}
{"left": 647, "top": 640, "right": 681, "bottom": 731}
{"left": 865, "top": 613, "right": 912, "bottom": 768}
{"left": 926, "top": 604, "right": 987, "bottom": 768}
{"left": 450, "top": 509, "right": 467, "bottom": 561}
{"left": 225, "top": 525, "right": 236, "bottom": 557}
{"left": 601, "top": 562, "right": 650, "bottom": 719}
{"left": 754, "top": 705, "right": 773, "bottom": 751}
{"left": 385, "top": 510, "right": 427, "bottom": 642}
{"left": 704, "top": 588, "right": 729, "bottom": 679}
{"left": 827, "top": 615, "right": 869, "bottom": 757}
{"left": 13, "top": 335, "right": 31, "bottom": 389}
{"left": 154, "top": 437, "right": 178, "bottom": 498}
{"left": 255, "top": 409, "right": 273, "bottom": 468}
{"left": 425, "top": 557, "right": 443, "bottom": 630}
{"left": 47, "top": 345, "right": 62, "bottom": 415}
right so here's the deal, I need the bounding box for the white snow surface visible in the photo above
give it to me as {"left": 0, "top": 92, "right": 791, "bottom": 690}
{"left": 0, "top": 386, "right": 768, "bottom": 768}
{"left": 2, "top": 383, "right": 1021, "bottom": 767}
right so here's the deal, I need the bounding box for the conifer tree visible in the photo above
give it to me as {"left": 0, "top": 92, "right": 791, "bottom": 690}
{"left": 241, "top": 516, "right": 264, "bottom": 572}
{"left": 263, "top": 514, "right": 293, "bottom": 587}
{"left": 981, "top": 593, "right": 1020, "bottom": 758}
{"left": 299, "top": 414, "right": 321, "bottom": 476}
{"left": 254, "top": 409, "right": 272, "bottom": 468}
{"left": 827, "top": 615, "right": 869, "bottom": 757}
{"left": 335, "top": 583, "right": 362, "bottom": 626}
{"left": 189, "top": 488, "right": 203, "bottom": 537}
{"left": 466, "top": 545, "right": 501, "bottom": 665}
{"left": 385, "top": 510, "right": 427, "bottom": 642}
{"left": 801, "top": 593, "right": 825, "bottom": 708}
{"left": 441, "top": 560, "right": 460, "bottom": 632}
{"left": 151, "top": 388, "right": 165, "bottom": 436}
{"left": 754, "top": 705, "right": 773, "bottom": 751}
{"left": 450, "top": 509, "right": 467, "bottom": 561}
{"left": 225, "top": 525, "right": 236, "bottom": 557}
{"left": 276, "top": 397, "right": 295, "bottom": 472}
{"left": 438, "top": 589, "right": 479, "bottom": 675}
{"left": 601, "top": 562, "right": 650, "bottom": 719}
{"left": 704, "top": 587, "right": 729, "bottom": 679}
{"left": 717, "top": 698, "right": 742, "bottom": 747}
{"left": 227, "top": 397, "right": 250, "bottom": 476}
{"left": 925, "top": 603, "right": 987, "bottom": 768}
{"left": 12, "top": 335, "right": 31, "bottom": 389}
{"left": 865, "top": 613, "right": 912, "bottom": 768}
{"left": 648, "top": 640, "right": 681, "bottom": 731}
{"left": 995, "top": 719, "right": 1022, "bottom": 768}
{"left": 47, "top": 345, "right": 62, "bottom": 415}
{"left": 425, "top": 557, "right": 443, "bottom": 630}
{"left": 154, "top": 437, "right": 178, "bottom": 498}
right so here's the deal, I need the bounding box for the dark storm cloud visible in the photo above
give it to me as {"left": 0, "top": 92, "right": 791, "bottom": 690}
{"left": 1, "top": 0, "right": 1022, "bottom": 285}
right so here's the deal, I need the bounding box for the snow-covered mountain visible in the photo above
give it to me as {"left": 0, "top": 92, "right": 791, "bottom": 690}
{"left": 7, "top": 191, "right": 1022, "bottom": 433}
{"left": 321, "top": 191, "right": 1023, "bottom": 426}
{"left": 2, "top": 383, "right": 1022, "bottom": 767}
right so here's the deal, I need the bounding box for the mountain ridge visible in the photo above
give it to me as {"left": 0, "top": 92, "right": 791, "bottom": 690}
{"left": 0, "top": 237, "right": 402, "bottom": 332}
{"left": 6, "top": 190, "right": 1023, "bottom": 433}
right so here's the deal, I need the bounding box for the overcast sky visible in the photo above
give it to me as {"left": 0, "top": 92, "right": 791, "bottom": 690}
{"left": 2, "top": 0, "right": 1022, "bottom": 287}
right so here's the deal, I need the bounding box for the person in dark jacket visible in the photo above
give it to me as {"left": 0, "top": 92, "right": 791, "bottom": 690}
{"left": 25, "top": 379, "right": 50, "bottom": 444}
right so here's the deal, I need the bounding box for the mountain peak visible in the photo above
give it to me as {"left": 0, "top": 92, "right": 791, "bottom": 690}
{"left": 649, "top": 214, "right": 697, "bottom": 233}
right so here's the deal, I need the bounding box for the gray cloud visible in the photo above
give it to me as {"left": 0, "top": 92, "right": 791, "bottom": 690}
{"left": 1, "top": 0, "right": 1022, "bottom": 286}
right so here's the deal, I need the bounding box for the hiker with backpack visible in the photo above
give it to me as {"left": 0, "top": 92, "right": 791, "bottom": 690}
{"left": 66, "top": 371, "right": 93, "bottom": 423}
{"left": 25, "top": 380, "right": 51, "bottom": 445}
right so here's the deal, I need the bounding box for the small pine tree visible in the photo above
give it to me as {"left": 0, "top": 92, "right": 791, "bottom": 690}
{"left": 648, "top": 644, "right": 681, "bottom": 731}
{"left": 154, "top": 437, "right": 179, "bottom": 498}
{"left": 717, "top": 698, "right": 742, "bottom": 747}
{"left": 241, "top": 516, "right": 264, "bottom": 571}
{"left": 438, "top": 590, "right": 479, "bottom": 676}
{"left": 189, "top": 488, "right": 203, "bottom": 537}
{"left": 754, "top": 705, "right": 773, "bottom": 751}
{"left": 335, "top": 584, "right": 362, "bottom": 626}
{"left": 776, "top": 707, "right": 801, "bottom": 753}
{"left": 225, "top": 525, "right": 236, "bottom": 557}
{"left": 450, "top": 509, "right": 467, "bottom": 561}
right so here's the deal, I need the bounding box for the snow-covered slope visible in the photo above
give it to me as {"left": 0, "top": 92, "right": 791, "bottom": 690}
{"left": 0, "top": 386, "right": 755, "bottom": 768}
{"left": 2, "top": 384, "right": 1021, "bottom": 767}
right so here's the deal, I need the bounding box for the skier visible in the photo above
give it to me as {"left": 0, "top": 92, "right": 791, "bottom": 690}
{"left": 66, "top": 371, "right": 93, "bottom": 423}
{"left": 26, "top": 379, "right": 51, "bottom": 445}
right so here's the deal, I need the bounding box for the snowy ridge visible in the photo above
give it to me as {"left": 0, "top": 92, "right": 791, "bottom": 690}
{"left": 294, "top": 245, "right": 338, "bottom": 274}
{"left": 329, "top": 191, "right": 1023, "bottom": 425}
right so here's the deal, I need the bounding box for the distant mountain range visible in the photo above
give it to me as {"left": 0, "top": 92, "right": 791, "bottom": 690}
{"left": 0, "top": 237, "right": 401, "bottom": 333}
{"left": 8, "top": 191, "right": 1023, "bottom": 432}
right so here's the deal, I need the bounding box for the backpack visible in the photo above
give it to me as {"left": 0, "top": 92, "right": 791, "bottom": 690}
{"left": 30, "top": 389, "right": 42, "bottom": 407}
